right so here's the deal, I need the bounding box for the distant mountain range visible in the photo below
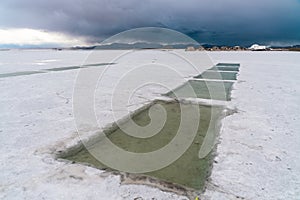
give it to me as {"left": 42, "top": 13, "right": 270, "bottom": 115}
{"left": 1, "top": 42, "right": 299, "bottom": 50}
{"left": 70, "top": 42, "right": 300, "bottom": 50}
{"left": 71, "top": 42, "right": 201, "bottom": 50}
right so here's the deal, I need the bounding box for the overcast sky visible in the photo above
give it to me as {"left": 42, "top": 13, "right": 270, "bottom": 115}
{"left": 0, "top": 0, "right": 300, "bottom": 47}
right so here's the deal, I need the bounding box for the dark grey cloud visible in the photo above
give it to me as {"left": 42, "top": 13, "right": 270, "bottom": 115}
{"left": 1, "top": 0, "right": 300, "bottom": 46}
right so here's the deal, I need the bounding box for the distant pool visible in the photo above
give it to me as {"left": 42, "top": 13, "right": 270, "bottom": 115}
{"left": 165, "top": 80, "right": 234, "bottom": 101}
{"left": 0, "top": 63, "right": 115, "bottom": 79}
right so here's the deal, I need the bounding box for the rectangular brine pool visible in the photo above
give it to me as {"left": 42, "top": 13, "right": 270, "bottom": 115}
{"left": 58, "top": 63, "right": 240, "bottom": 195}
{"left": 165, "top": 80, "right": 234, "bottom": 101}
{"left": 60, "top": 101, "right": 224, "bottom": 191}
{"left": 194, "top": 71, "right": 238, "bottom": 80}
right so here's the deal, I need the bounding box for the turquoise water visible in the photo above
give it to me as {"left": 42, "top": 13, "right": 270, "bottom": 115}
{"left": 165, "top": 80, "right": 234, "bottom": 101}
{"left": 194, "top": 71, "right": 237, "bottom": 80}
{"left": 64, "top": 101, "right": 223, "bottom": 190}
{"left": 216, "top": 63, "right": 240, "bottom": 67}
{"left": 45, "top": 66, "right": 81, "bottom": 71}
{"left": 0, "top": 63, "right": 115, "bottom": 78}
{"left": 209, "top": 66, "right": 239, "bottom": 72}
{"left": 45, "top": 63, "right": 115, "bottom": 71}
{"left": 0, "top": 71, "right": 46, "bottom": 78}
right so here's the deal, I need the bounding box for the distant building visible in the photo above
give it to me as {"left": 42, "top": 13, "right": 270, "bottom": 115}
{"left": 249, "top": 44, "right": 268, "bottom": 51}
{"left": 197, "top": 46, "right": 205, "bottom": 51}
{"left": 220, "top": 46, "right": 230, "bottom": 51}
{"left": 185, "top": 46, "right": 196, "bottom": 51}
{"left": 233, "top": 46, "right": 244, "bottom": 51}
{"left": 212, "top": 46, "right": 220, "bottom": 51}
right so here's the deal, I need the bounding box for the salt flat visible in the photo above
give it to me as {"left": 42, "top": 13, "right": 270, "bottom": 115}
{"left": 0, "top": 50, "right": 299, "bottom": 199}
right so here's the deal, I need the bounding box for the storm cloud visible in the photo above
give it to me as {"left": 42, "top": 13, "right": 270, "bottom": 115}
{"left": 1, "top": 0, "right": 300, "bottom": 46}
